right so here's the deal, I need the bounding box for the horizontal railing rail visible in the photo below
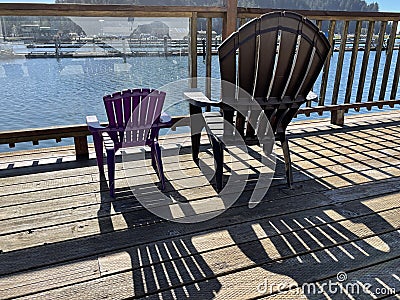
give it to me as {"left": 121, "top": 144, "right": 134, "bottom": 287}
{"left": 2, "top": 3, "right": 400, "bottom": 19}
{"left": 0, "top": 3, "right": 226, "bottom": 17}
{"left": 0, "top": 124, "right": 91, "bottom": 159}
{"left": 1, "top": 2, "right": 400, "bottom": 157}
{"left": 0, "top": 117, "right": 188, "bottom": 159}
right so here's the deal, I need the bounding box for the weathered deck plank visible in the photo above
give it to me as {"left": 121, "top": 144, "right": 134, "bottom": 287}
{"left": 0, "top": 111, "right": 399, "bottom": 299}
{"left": 2, "top": 131, "right": 398, "bottom": 215}
{"left": 14, "top": 231, "right": 398, "bottom": 299}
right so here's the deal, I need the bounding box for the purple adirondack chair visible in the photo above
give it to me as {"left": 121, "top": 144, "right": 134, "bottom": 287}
{"left": 86, "top": 88, "right": 171, "bottom": 197}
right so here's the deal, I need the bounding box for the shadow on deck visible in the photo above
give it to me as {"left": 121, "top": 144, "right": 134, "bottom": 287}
{"left": 0, "top": 112, "right": 399, "bottom": 299}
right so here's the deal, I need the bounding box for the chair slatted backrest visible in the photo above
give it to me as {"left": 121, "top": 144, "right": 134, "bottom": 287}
{"left": 218, "top": 11, "right": 330, "bottom": 138}
{"left": 103, "top": 88, "right": 166, "bottom": 148}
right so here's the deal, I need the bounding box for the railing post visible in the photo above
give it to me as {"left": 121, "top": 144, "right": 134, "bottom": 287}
{"left": 391, "top": 36, "right": 400, "bottom": 100}
{"left": 74, "top": 136, "right": 89, "bottom": 160}
{"left": 205, "top": 17, "right": 212, "bottom": 111}
{"left": 223, "top": 0, "right": 237, "bottom": 40}
{"left": 344, "top": 20, "right": 362, "bottom": 105}
{"left": 331, "top": 110, "right": 345, "bottom": 126}
{"left": 368, "top": 21, "right": 387, "bottom": 103}
{"left": 356, "top": 21, "right": 375, "bottom": 105}
{"left": 0, "top": 17, "right": 6, "bottom": 42}
{"left": 319, "top": 20, "right": 336, "bottom": 107}
{"left": 189, "top": 12, "right": 198, "bottom": 85}
{"left": 380, "top": 20, "right": 398, "bottom": 100}
{"left": 331, "top": 20, "right": 349, "bottom": 106}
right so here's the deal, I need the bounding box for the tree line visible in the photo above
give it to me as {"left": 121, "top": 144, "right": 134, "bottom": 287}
{"left": 54, "top": 0, "right": 382, "bottom": 34}
{"left": 3, "top": 0, "right": 387, "bottom": 41}
{"left": 55, "top": 0, "right": 379, "bottom": 12}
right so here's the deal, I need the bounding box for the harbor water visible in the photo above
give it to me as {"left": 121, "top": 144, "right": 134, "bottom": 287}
{"left": 0, "top": 49, "right": 399, "bottom": 151}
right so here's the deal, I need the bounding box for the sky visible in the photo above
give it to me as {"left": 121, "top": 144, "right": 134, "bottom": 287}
{"left": 0, "top": 0, "right": 398, "bottom": 12}
{"left": 371, "top": 0, "right": 399, "bottom": 12}
{"left": 0, "top": 0, "right": 54, "bottom": 2}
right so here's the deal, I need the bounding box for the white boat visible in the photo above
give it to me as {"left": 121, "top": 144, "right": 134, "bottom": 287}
{"left": 0, "top": 43, "right": 25, "bottom": 59}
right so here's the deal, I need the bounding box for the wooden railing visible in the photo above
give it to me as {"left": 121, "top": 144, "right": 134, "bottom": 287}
{"left": 0, "top": 124, "right": 91, "bottom": 159}
{"left": 0, "top": 117, "right": 187, "bottom": 159}
{"left": 1, "top": 2, "right": 400, "bottom": 158}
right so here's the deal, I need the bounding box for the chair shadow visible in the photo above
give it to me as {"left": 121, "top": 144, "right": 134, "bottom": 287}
{"left": 220, "top": 143, "right": 400, "bottom": 298}
{"left": 97, "top": 172, "right": 222, "bottom": 299}
{"left": 227, "top": 187, "right": 400, "bottom": 297}
{"left": 180, "top": 125, "right": 400, "bottom": 298}
{"left": 0, "top": 157, "right": 222, "bottom": 299}
{"left": 102, "top": 119, "right": 400, "bottom": 298}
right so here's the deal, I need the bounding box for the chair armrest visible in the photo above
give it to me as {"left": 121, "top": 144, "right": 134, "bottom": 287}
{"left": 306, "top": 91, "right": 318, "bottom": 103}
{"left": 86, "top": 115, "right": 105, "bottom": 132}
{"left": 86, "top": 115, "right": 115, "bottom": 151}
{"left": 184, "top": 91, "right": 221, "bottom": 108}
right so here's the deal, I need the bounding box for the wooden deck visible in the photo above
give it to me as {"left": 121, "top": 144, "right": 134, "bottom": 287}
{"left": 0, "top": 111, "right": 399, "bottom": 299}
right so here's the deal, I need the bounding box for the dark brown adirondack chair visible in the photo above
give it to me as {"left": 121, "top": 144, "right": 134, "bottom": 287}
{"left": 186, "top": 11, "right": 330, "bottom": 191}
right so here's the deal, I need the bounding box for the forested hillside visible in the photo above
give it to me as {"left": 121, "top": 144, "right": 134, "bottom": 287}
{"left": 3, "top": 0, "right": 383, "bottom": 40}
{"left": 55, "top": 0, "right": 380, "bottom": 12}
{"left": 54, "top": 0, "right": 381, "bottom": 34}
{"left": 238, "top": 0, "right": 379, "bottom": 11}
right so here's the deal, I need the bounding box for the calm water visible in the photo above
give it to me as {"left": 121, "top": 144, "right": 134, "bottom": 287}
{"left": 0, "top": 50, "right": 399, "bottom": 151}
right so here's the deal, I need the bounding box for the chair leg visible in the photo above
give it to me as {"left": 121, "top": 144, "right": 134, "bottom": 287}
{"left": 189, "top": 103, "right": 204, "bottom": 165}
{"left": 210, "top": 136, "right": 224, "bottom": 192}
{"left": 280, "top": 135, "right": 293, "bottom": 188}
{"left": 151, "top": 147, "right": 157, "bottom": 170}
{"left": 191, "top": 132, "right": 201, "bottom": 165}
{"left": 93, "top": 133, "right": 104, "bottom": 173}
{"left": 106, "top": 148, "right": 116, "bottom": 197}
{"left": 151, "top": 141, "right": 166, "bottom": 190}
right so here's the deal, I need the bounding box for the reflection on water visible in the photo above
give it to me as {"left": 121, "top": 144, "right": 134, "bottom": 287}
{"left": 0, "top": 56, "right": 190, "bottom": 130}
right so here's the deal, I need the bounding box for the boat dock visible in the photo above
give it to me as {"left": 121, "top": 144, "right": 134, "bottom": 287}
{"left": 6, "top": 36, "right": 399, "bottom": 59}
